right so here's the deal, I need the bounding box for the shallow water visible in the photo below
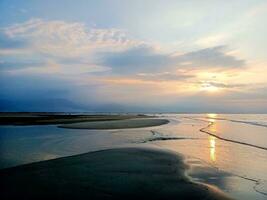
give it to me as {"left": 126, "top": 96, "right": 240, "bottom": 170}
{"left": 0, "top": 114, "right": 266, "bottom": 200}
{"left": 149, "top": 114, "right": 267, "bottom": 200}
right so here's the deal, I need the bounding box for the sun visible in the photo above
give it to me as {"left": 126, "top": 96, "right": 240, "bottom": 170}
{"left": 200, "top": 83, "right": 219, "bottom": 92}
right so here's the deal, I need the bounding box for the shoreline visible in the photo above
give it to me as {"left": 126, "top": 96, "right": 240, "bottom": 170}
{"left": 59, "top": 118, "right": 169, "bottom": 129}
{"left": 0, "top": 113, "right": 151, "bottom": 126}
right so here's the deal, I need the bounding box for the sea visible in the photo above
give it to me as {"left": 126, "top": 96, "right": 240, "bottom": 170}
{"left": 0, "top": 114, "right": 267, "bottom": 200}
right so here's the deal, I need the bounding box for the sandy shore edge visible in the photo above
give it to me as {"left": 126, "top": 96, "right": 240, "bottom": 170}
{"left": 59, "top": 118, "right": 169, "bottom": 129}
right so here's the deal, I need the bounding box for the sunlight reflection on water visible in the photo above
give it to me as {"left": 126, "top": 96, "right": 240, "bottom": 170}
{"left": 0, "top": 114, "right": 267, "bottom": 200}
{"left": 209, "top": 136, "right": 216, "bottom": 162}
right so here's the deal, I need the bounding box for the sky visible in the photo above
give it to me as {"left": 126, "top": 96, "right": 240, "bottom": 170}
{"left": 0, "top": 0, "right": 267, "bottom": 113}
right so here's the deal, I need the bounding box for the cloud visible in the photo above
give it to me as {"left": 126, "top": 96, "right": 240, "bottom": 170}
{"left": 1, "top": 19, "right": 260, "bottom": 113}
{"left": 198, "top": 81, "right": 245, "bottom": 89}
{"left": 179, "top": 46, "right": 245, "bottom": 68}
{"left": 136, "top": 72, "right": 194, "bottom": 81}
{"left": 2, "top": 18, "right": 139, "bottom": 57}
{"left": 0, "top": 19, "right": 245, "bottom": 79}
{"left": 195, "top": 34, "right": 229, "bottom": 47}
{"left": 99, "top": 45, "right": 174, "bottom": 74}
{"left": 0, "top": 19, "right": 141, "bottom": 75}
{"left": 0, "top": 59, "right": 45, "bottom": 71}
{"left": 0, "top": 32, "right": 27, "bottom": 49}
{"left": 99, "top": 45, "right": 245, "bottom": 80}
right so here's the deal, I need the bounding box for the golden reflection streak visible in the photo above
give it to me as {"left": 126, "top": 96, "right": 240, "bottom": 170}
{"left": 209, "top": 136, "right": 216, "bottom": 162}
{"left": 206, "top": 113, "right": 217, "bottom": 123}
{"left": 207, "top": 115, "right": 217, "bottom": 162}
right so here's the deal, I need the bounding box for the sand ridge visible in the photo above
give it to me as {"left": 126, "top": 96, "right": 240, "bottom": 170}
{"left": 59, "top": 118, "right": 169, "bottom": 129}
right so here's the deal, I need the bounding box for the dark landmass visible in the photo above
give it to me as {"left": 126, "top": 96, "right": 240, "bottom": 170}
{"left": 0, "top": 112, "right": 149, "bottom": 125}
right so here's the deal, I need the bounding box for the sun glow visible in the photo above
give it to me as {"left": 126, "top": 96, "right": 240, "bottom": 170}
{"left": 207, "top": 113, "right": 217, "bottom": 122}
{"left": 200, "top": 83, "right": 219, "bottom": 92}
{"left": 207, "top": 113, "right": 217, "bottom": 118}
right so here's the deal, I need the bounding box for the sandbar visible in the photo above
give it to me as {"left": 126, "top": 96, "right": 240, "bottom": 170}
{"left": 59, "top": 118, "right": 169, "bottom": 129}
{"left": 0, "top": 147, "right": 232, "bottom": 200}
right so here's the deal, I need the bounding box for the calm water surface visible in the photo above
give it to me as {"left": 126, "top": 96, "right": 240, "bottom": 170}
{"left": 0, "top": 114, "right": 267, "bottom": 200}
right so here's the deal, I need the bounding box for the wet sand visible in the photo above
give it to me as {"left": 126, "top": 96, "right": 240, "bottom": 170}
{"left": 59, "top": 118, "right": 169, "bottom": 129}
{"left": 0, "top": 147, "right": 231, "bottom": 200}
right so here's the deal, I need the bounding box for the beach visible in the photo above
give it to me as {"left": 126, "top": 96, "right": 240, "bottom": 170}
{"left": 0, "top": 147, "right": 231, "bottom": 200}
{"left": 1, "top": 1, "right": 266, "bottom": 199}
{"left": 59, "top": 118, "right": 169, "bottom": 129}
{"left": 0, "top": 113, "right": 267, "bottom": 199}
